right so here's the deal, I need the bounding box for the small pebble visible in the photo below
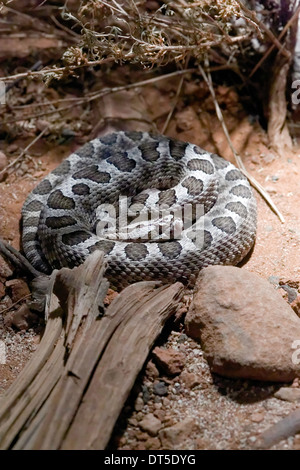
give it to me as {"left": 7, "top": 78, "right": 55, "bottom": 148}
{"left": 250, "top": 412, "right": 265, "bottom": 423}
{"left": 134, "top": 397, "right": 144, "bottom": 412}
{"left": 142, "top": 385, "right": 151, "bottom": 403}
{"left": 153, "top": 381, "right": 168, "bottom": 396}
{"left": 268, "top": 276, "right": 280, "bottom": 286}
{"left": 279, "top": 285, "right": 298, "bottom": 303}
{"left": 139, "top": 413, "right": 162, "bottom": 436}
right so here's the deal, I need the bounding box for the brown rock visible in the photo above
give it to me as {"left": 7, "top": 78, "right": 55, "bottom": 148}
{"left": 175, "top": 107, "right": 204, "bottom": 142}
{"left": 6, "top": 143, "right": 18, "bottom": 153}
{"left": 139, "top": 413, "right": 162, "bottom": 436}
{"left": 158, "top": 417, "right": 198, "bottom": 450}
{"left": 135, "top": 431, "right": 149, "bottom": 441}
{"left": 293, "top": 434, "right": 300, "bottom": 450}
{"left": 292, "top": 378, "right": 300, "bottom": 387}
{"left": 185, "top": 266, "right": 300, "bottom": 382}
{"left": 145, "top": 360, "right": 160, "bottom": 380}
{"left": 6, "top": 278, "right": 30, "bottom": 303}
{"left": 104, "top": 288, "right": 119, "bottom": 306}
{"left": 162, "top": 397, "right": 170, "bottom": 407}
{"left": 9, "top": 304, "right": 39, "bottom": 330}
{"left": 152, "top": 347, "right": 185, "bottom": 376}
{"left": 0, "top": 255, "right": 13, "bottom": 282}
{"left": 180, "top": 371, "right": 201, "bottom": 389}
{"left": 175, "top": 108, "right": 195, "bottom": 131}
{"left": 274, "top": 387, "right": 300, "bottom": 402}
{"left": 134, "top": 442, "right": 146, "bottom": 450}
{"left": 195, "top": 436, "right": 214, "bottom": 450}
{"left": 183, "top": 81, "right": 202, "bottom": 96}
{"left": 145, "top": 0, "right": 160, "bottom": 11}
{"left": 1, "top": 296, "right": 12, "bottom": 320}
{"left": 162, "top": 414, "right": 176, "bottom": 427}
{"left": 291, "top": 295, "right": 300, "bottom": 317}
{"left": 250, "top": 412, "right": 265, "bottom": 423}
{"left": 0, "top": 281, "right": 5, "bottom": 299}
{"left": 134, "top": 396, "right": 144, "bottom": 412}
{"left": 153, "top": 409, "right": 165, "bottom": 421}
{"left": 36, "top": 119, "right": 50, "bottom": 132}
{"left": 145, "top": 437, "right": 161, "bottom": 449}
{"left": 128, "top": 417, "right": 138, "bottom": 427}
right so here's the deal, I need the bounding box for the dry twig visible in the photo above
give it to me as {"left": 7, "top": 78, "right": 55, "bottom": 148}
{"left": 2, "top": 68, "right": 196, "bottom": 125}
{"left": 0, "top": 126, "right": 49, "bottom": 178}
{"left": 198, "top": 64, "right": 285, "bottom": 223}
{"left": 247, "top": 3, "right": 300, "bottom": 78}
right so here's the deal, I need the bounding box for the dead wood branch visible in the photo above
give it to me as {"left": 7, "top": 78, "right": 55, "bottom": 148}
{"left": 267, "top": 53, "right": 293, "bottom": 154}
{"left": 0, "top": 251, "right": 184, "bottom": 450}
{"left": 254, "top": 408, "right": 300, "bottom": 449}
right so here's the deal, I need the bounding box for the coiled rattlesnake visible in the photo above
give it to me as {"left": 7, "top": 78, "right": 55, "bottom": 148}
{"left": 22, "top": 131, "right": 257, "bottom": 288}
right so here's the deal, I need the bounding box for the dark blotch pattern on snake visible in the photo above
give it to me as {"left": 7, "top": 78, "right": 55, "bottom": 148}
{"left": 22, "top": 131, "right": 257, "bottom": 288}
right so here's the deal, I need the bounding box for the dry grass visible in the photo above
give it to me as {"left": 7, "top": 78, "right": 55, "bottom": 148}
{"left": 0, "top": 1, "right": 288, "bottom": 146}
{"left": 60, "top": 0, "right": 261, "bottom": 69}
{"left": 0, "top": 0, "right": 266, "bottom": 82}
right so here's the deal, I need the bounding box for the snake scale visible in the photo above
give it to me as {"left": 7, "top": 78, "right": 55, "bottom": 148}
{"left": 22, "top": 131, "right": 257, "bottom": 288}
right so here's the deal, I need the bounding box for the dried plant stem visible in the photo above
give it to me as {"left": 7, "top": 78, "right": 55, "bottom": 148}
{"left": 49, "top": 14, "right": 80, "bottom": 39}
{"left": 237, "top": 0, "right": 291, "bottom": 61}
{"left": 0, "top": 58, "right": 114, "bottom": 82}
{"left": 0, "top": 126, "right": 49, "bottom": 178}
{"left": 0, "top": 294, "right": 31, "bottom": 316}
{"left": 161, "top": 73, "right": 185, "bottom": 134}
{"left": 248, "top": 4, "right": 300, "bottom": 78}
{"left": 198, "top": 65, "right": 285, "bottom": 224}
{"left": 161, "top": 57, "right": 190, "bottom": 134}
{"left": 3, "top": 68, "right": 196, "bottom": 124}
{"left": 88, "top": 68, "right": 196, "bottom": 98}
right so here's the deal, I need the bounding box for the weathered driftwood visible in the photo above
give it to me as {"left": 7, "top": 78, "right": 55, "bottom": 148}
{"left": 254, "top": 408, "right": 300, "bottom": 449}
{"left": 0, "top": 251, "right": 184, "bottom": 449}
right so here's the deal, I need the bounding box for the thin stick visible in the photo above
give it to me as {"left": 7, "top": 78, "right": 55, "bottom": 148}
{"left": 12, "top": 70, "right": 196, "bottom": 110}
{"left": 240, "top": 2, "right": 300, "bottom": 78}
{"left": 0, "top": 58, "right": 115, "bottom": 82}
{"left": 0, "top": 126, "right": 49, "bottom": 178}
{"left": 198, "top": 65, "right": 285, "bottom": 223}
{"left": 161, "top": 57, "right": 190, "bottom": 134}
{"left": 50, "top": 14, "right": 80, "bottom": 40}
{"left": 237, "top": 0, "right": 291, "bottom": 61}
{"left": 2, "top": 69, "right": 197, "bottom": 124}
{"left": 90, "top": 68, "right": 196, "bottom": 96}
{"left": 0, "top": 294, "right": 32, "bottom": 316}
